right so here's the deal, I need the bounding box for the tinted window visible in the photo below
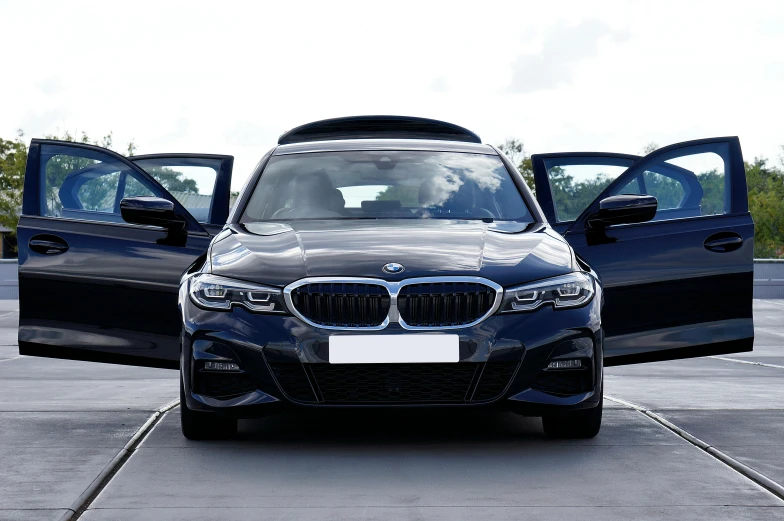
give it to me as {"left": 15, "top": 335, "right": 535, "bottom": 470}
{"left": 133, "top": 158, "right": 220, "bottom": 223}
{"left": 543, "top": 160, "right": 632, "bottom": 222}
{"left": 241, "top": 151, "right": 531, "bottom": 222}
{"left": 612, "top": 149, "right": 728, "bottom": 221}
{"left": 40, "top": 144, "right": 166, "bottom": 224}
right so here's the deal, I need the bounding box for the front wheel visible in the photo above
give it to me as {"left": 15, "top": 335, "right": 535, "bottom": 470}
{"left": 542, "top": 395, "right": 603, "bottom": 439}
{"left": 180, "top": 374, "right": 237, "bottom": 440}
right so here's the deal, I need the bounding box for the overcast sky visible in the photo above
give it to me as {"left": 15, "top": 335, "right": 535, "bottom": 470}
{"left": 1, "top": 0, "right": 783, "bottom": 190}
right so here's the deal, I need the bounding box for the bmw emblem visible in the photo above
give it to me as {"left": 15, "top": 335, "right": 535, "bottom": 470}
{"left": 382, "top": 262, "right": 405, "bottom": 274}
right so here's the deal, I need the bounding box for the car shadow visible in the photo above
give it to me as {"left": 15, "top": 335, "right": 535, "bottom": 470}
{"left": 234, "top": 407, "right": 548, "bottom": 446}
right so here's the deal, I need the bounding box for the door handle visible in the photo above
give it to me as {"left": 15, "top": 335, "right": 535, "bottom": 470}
{"left": 704, "top": 233, "right": 743, "bottom": 253}
{"left": 29, "top": 236, "right": 69, "bottom": 255}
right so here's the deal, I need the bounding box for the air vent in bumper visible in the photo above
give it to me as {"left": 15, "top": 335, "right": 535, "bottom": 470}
{"left": 266, "top": 360, "right": 520, "bottom": 404}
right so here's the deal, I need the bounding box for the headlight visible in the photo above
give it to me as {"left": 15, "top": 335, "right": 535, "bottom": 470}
{"left": 499, "top": 272, "right": 594, "bottom": 313}
{"left": 189, "top": 274, "right": 288, "bottom": 313}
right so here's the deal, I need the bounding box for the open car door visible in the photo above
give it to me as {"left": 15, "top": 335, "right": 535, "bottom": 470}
{"left": 532, "top": 137, "right": 754, "bottom": 365}
{"left": 17, "top": 140, "right": 233, "bottom": 368}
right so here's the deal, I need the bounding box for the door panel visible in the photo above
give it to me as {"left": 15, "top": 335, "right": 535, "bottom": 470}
{"left": 534, "top": 138, "right": 753, "bottom": 365}
{"left": 18, "top": 140, "right": 232, "bottom": 368}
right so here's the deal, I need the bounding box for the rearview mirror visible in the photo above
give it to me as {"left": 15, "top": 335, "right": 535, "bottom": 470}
{"left": 587, "top": 194, "right": 657, "bottom": 229}
{"left": 120, "top": 196, "right": 187, "bottom": 230}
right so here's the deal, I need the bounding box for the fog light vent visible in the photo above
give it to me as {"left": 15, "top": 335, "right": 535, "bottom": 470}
{"left": 547, "top": 359, "right": 582, "bottom": 370}
{"left": 204, "top": 361, "right": 240, "bottom": 371}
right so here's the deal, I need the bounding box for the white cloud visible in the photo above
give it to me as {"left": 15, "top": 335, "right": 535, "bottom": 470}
{"left": 507, "top": 20, "right": 630, "bottom": 93}
{"left": 1, "top": 0, "right": 783, "bottom": 191}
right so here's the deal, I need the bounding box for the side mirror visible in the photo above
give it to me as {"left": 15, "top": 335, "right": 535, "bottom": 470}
{"left": 120, "top": 197, "right": 187, "bottom": 230}
{"left": 587, "top": 194, "right": 657, "bottom": 229}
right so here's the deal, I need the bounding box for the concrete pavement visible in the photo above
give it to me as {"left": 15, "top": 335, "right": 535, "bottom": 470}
{"left": 1, "top": 300, "right": 782, "bottom": 520}
{"left": 0, "top": 301, "right": 179, "bottom": 521}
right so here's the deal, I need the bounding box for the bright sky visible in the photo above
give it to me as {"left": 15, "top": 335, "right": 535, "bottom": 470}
{"left": 2, "top": 0, "right": 783, "bottom": 191}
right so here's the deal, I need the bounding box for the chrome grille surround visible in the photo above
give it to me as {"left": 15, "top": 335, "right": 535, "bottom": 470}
{"left": 283, "top": 276, "right": 503, "bottom": 331}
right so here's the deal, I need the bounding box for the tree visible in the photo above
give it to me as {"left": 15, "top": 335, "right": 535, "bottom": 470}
{"left": 0, "top": 130, "right": 137, "bottom": 245}
{"left": 143, "top": 167, "right": 198, "bottom": 194}
{"left": 641, "top": 142, "right": 659, "bottom": 155}
{"left": 498, "top": 138, "right": 535, "bottom": 192}
{"left": 0, "top": 131, "right": 27, "bottom": 238}
{"left": 745, "top": 158, "right": 784, "bottom": 258}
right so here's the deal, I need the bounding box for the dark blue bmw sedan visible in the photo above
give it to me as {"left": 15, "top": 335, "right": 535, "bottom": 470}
{"left": 16, "top": 116, "right": 754, "bottom": 439}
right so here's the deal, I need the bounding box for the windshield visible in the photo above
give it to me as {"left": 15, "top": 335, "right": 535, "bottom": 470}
{"left": 240, "top": 151, "right": 531, "bottom": 222}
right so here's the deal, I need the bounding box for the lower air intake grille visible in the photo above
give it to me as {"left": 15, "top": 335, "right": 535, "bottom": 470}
{"left": 267, "top": 362, "right": 317, "bottom": 402}
{"left": 472, "top": 362, "right": 520, "bottom": 401}
{"left": 397, "top": 282, "right": 497, "bottom": 327}
{"left": 194, "top": 372, "right": 257, "bottom": 399}
{"left": 310, "top": 363, "right": 479, "bottom": 403}
{"left": 290, "top": 283, "right": 390, "bottom": 328}
{"left": 531, "top": 369, "right": 592, "bottom": 396}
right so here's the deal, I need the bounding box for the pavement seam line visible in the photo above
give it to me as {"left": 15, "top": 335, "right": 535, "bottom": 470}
{"left": 756, "top": 326, "right": 784, "bottom": 338}
{"left": 0, "top": 355, "right": 24, "bottom": 363}
{"left": 708, "top": 356, "right": 784, "bottom": 369}
{"left": 605, "top": 394, "right": 784, "bottom": 502}
{"left": 57, "top": 399, "right": 180, "bottom": 521}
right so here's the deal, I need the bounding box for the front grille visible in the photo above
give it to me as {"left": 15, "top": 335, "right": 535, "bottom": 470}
{"left": 310, "top": 363, "right": 480, "bottom": 403}
{"left": 397, "top": 282, "right": 497, "bottom": 327}
{"left": 531, "top": 369, "right": 592, "bottom": 396}
{"left": 472, "top": 362, "right": 520, "bottom": 401}
{"left": 194, "top": 371, "right": 257, "bottom": 399}
{"left": 290, "top": 283, "right": 390, "bottom": 328}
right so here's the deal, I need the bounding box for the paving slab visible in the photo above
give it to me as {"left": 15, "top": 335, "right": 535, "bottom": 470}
{"left": 0, "top": 411, "right": 157, "bottom": 515}
{"left": 80, "top": 505, "right": 784, "bottom": 521}
{"left": 0, "top": 411, "right": 153, "bottom": 448}
{"left": 0, "top": 345, "right": 20, "bottom": 361}
{"left": 656, "top": 409, "right": 784, "bottom": 485}
{"left": 0, "top": 310, "right": 178, "bottom": 518}
{"left": 0, "top": 356, "right": 177, "bottom": 412}
{"left": 0, "top": 510, "right": 70, "bottom": 521}
{"left": 2, "top": 447, "right": 120, "bottom": 511}
{"left": 90, "top": 408, "right": 781, "bottom": 515}
{"left": 605, "top": 356, "right": 784, "bottom": 410}
{"left": 5, "top": 299, "right": 784, "bottom": 520}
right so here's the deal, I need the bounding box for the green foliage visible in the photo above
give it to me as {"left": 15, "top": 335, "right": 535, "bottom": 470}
{"left": 500, "top": 138, "right": 784, "bottom": 258}
{"left": 41, "top": 131, "right": 137, "bottom": 218}
{"left": 498, "top": 138, "right": 535, "bottom": 192}
{"left": 0, "top": 131, "right": 137, "bottom": 240}
{"left": 144, "top": 167, "right": 198, "bottom": 194}
{"left": 0, "top": 131, "right": 27, "bottom": 236}
{"left": 745, "top": 158, "right": 784, "bottom": 258}
{"left": 2, "top": 130, "right": 783, "bottom": 258}
{"left": 695, "top": 171, "right": 725, "bottom": 216}
{"left": 548, "top": 167, "right": 615, "bottom": 221}
{"left": 376, "top": 185, "right": 418, "bottom": 206}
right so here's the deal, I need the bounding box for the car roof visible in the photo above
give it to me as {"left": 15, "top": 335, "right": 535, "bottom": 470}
{"left": 278, "top": 115, "right": 482, "bottom": 145}
{"left": 273, "top": 138, "right": 497, "bottom": 156}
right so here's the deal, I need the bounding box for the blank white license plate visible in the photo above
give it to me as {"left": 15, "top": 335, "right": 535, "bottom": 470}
{"left": 329, "top": 335, "right": 459, "bottom": 364}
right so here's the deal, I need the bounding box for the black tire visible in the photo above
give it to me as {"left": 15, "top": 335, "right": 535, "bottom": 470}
{"left": 180, "top": 375, "right": 237, "bottom": 440}
{"left": 542, "top": 395, "right": 603, "bottom": 439}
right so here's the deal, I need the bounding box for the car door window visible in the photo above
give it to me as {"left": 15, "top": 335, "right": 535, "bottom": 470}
{"left": 541, "top": 160, "right": 631, "bottom": 223}
{"left": 609, "top": 149, "right": 728, "bottom": 222}
{"left": 41, "top": 144, "right": 167, "bottom": 224}
{"left": 132, "top": 158, "right": 220, "bottom": 224}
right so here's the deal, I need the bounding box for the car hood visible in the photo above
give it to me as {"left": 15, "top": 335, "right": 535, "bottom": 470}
{"left": 209, "top": 220, "right": 575, "bottom": 288}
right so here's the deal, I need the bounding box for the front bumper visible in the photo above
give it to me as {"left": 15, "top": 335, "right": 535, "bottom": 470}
{"left": 180, "top": 285, "right": 603, "bottom": 417}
